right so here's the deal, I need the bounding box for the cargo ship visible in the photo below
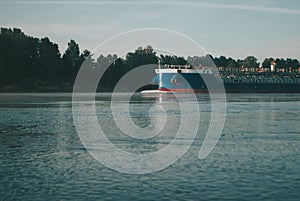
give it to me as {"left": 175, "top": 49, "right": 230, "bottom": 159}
{"left": 144, "top": 63, "right": 300, "bottom": 93}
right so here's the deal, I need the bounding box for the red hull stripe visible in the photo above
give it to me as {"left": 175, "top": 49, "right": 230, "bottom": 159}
{"left": 158, "top": 87, "right": 209, "bottom": 93}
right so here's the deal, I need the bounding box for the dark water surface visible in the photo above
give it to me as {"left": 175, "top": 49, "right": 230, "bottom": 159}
{"left": 0, "top": 93, "right": 300, "bottom": 201}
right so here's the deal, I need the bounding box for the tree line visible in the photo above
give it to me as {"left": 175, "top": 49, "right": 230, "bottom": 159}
{"left": 0, "top": 28, "right": 299, "bottom": 92}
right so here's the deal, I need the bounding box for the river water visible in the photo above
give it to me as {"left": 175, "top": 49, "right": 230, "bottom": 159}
{"left": 0, "top": 93, "right": 299, "bottom": 201}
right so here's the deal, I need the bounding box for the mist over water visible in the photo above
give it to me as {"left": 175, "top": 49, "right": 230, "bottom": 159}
{"left": 0, "top": 93, "right": 300, "bottom": 200}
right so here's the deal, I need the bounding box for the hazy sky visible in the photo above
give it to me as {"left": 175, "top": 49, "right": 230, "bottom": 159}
{"left": 1, "top": 0, "right": 300, "bottom": 62}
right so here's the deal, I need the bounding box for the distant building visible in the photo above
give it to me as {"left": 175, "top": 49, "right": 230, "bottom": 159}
{"left": 270, "top": 60, "right": 276, "bottom": 72}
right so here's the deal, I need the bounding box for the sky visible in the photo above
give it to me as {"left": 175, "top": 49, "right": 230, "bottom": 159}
{"left": 1, "top": 0, "right": 300, "bottom": 62}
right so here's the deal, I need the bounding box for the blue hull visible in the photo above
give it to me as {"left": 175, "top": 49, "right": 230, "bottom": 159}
{"left": 155, "top": 72, "right": 300, "bottom": 93}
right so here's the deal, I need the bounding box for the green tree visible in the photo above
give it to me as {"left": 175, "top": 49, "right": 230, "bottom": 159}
{"left": 97, "top": 54, "right": 119, "bottom": 89}
{"left": 275, "top": 58, "right": 285, "bottom": 71}
{"left": 262, "top": 58, "right": 273, "bottom": 69}
{"left": 125, "top": 46, "right": 158, "bottom": 68}
{"left": 37, "top": 37, "right": 61, "bottom": 83}
{"left": 0, "top": 28, "right": 39, "bottom": 87}
{"left": 62, "top": 39, "right": 82, "bottom": 84}
{"left": 227, "top": 58, "right": 240, "bottom": 70}
{"left": 243, "top": 56, "right": 259, "bottom": 71}
{"left": 286, "top": 58, "right": 299, "bottom": 72}
{"left": 214, "top": 56, "right": 228, "bottom": 68}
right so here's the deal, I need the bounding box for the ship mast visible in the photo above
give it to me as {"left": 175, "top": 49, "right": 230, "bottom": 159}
{"left": 158, "top": 59, "right": 161, "bottom": 69}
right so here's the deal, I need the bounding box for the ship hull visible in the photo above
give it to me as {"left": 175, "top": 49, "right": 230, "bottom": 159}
{"left": 155, "top": 70, "right": 300, "bottom": 93}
